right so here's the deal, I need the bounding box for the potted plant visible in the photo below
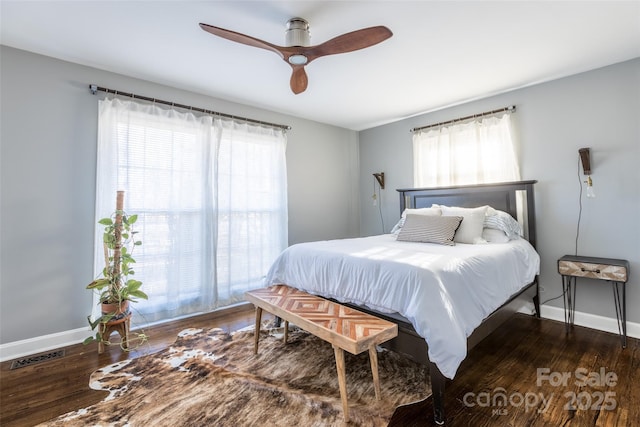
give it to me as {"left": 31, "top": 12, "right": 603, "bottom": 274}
{"left": 84, "top": 191, "right": 148, "bottom": 349}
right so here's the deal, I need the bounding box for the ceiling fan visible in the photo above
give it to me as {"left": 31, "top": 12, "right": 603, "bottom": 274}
{"left": 199, "top": 18, "right": 392, "bottom": 94}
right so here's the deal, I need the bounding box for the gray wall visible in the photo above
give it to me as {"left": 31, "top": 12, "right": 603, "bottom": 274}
{"left": 2, "top": 44, "right": 638, "bottom": 346}
{"left": 359, "top": 58, "right": 640, "bottom": 324}
{"left": 0, "top": 46, "right": 360, "bottom": 344}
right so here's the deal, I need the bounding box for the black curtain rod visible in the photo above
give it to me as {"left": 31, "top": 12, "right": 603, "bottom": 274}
{"left": 89, "top": 84, "right": 291, "bottom": 131}
{"left": 410, "top": 105, "right": 516, "bottom": 133}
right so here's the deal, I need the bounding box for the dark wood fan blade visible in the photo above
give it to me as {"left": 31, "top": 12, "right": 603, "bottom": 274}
{"left": 304, "top": 26, "right": 392, "bottom": 61}
{"left": 290, "top": 66, "right": 308, "bottom": 94}
{"left": 199, "top": 23, "right": 286, "bottom": 59}
{"left": 200, "top": 22, "right": 391, "bottom": 95}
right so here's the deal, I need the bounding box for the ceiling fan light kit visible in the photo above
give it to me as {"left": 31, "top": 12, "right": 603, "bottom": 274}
{"left": 288, "top": 54, "right": 309, "bottom": 65}
{"left": 199, "top": 18, "right": 392, "bottom": 94}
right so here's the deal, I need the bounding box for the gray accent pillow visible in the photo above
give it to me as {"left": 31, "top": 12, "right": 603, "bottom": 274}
{"left": 390, "top": 207, "right": 442, "bottom": 235}
{"left": 396, "top": 214, "right": 463, "bottom": 246}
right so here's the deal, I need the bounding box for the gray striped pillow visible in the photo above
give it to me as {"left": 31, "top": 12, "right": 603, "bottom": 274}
{"left": 396, "top": 214, "right": 463, "bottom": 245}
{"left": 483, "top": 210, "right": 522, "bottom": 239}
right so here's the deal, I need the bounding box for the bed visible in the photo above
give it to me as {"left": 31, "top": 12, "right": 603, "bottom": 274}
{"left": 263, "top": 180, "right": 540, "bottom": 425}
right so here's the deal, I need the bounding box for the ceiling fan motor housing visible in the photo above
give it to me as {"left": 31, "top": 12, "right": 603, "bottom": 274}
{"left": 285, "top": 18, "right": 310, "bottom": 47}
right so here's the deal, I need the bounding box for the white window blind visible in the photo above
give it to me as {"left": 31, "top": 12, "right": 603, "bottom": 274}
{"left": 95, "top": 98, "right": 287, "bottom": 323}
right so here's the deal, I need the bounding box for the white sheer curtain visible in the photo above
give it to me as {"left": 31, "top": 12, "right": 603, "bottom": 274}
{"left": 94, "top": 98, "right": 287, "bottom": 323}
{"left": 413, "top": 113, "right": 520, "bottom": 187}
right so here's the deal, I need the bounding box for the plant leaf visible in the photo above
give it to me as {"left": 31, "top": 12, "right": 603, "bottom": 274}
{"left": 87, "top": 278, "right": 110, "bottom": 289}
{"left": 126, "top": 279, "right": 142, "bottom": 290}
{"left": 128, "top": 289, "right": 148, "bottom": 300}
{"left": 87, "top": 315, "right": 103, "bottom": 329}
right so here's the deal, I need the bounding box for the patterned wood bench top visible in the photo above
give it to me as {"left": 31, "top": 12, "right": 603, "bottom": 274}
{"left": 245, "top": 284, "right": 399, "bottom": 422}
{"left": 245, "top": 284, "right": 398, "bottom": 355}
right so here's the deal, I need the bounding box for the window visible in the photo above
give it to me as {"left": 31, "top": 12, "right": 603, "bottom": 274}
{"left": 413, "top": 113, "right": 520, "bottom": 187}
{"left": 95, "top": 98, "right": 287, "bottom": 323}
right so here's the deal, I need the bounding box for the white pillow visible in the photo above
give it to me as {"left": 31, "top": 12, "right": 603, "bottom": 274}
{"left": 437, "top": 205, "right": 488, "bottom": 244}
{"left": 390, "top": 207, "right": 442, "bottom": 235}
{"left": 482, "top": 228, "right": 510, "bottom": 243}
{"left": 403, "top": 207, "right": 442, "bottom": 217}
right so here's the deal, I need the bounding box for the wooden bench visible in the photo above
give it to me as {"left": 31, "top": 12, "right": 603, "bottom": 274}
{"left": 245, "top": 284, "right": 398, "bottom": 422}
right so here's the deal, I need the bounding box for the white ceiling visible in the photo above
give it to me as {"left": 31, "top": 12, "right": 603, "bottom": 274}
{"left": 2, "top": 1, "right": 639, "bottom": 130}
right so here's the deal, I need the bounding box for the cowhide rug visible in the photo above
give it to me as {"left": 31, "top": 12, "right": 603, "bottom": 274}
{"left": 41, "top": 326, "right": 431, "bottom": 426}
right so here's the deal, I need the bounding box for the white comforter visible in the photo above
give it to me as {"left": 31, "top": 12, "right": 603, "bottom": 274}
{"left": 263, "top": 234, "right": 540, "bottom": 379}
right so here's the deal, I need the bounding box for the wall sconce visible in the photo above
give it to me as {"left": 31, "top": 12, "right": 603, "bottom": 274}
{"left": 373, "top": 172, "right": 385, "bottom": 189}
{"left": 372, "top": 172, "right": 385, "bottom": 206}
{"left": 579, "top": 148, "right": 595, "bottom": 198}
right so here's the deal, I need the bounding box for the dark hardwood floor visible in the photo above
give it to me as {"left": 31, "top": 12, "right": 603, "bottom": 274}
{"left": 0, "top": 304, "right": 263, "bottom": 427}
{"left": 389, "top": 314, "right": 639, "bottom": 427}
{"left": 1, "top": 307, "right": 637, "bottom": 426}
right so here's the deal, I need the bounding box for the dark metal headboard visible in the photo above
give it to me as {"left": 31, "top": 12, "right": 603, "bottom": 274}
{"left": 397, "top": 180, "right": 538, "bottom": 249}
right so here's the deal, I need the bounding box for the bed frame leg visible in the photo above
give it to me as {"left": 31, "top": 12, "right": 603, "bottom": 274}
{"left": 533, "top": 276, "right": 541, "bottom": 318}
{"left": 429, "top": 362, "right": 446, "bottom": 425}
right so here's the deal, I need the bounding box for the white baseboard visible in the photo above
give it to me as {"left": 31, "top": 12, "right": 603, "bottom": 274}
{"left": 0, "top": 318, "right": 193, "bottom": 362}
{"left": 518, "top": 303, "right": 639, "bottom": 339}
{"left": 0, "top": 303, "right": 251, "bottom": 362}
{"left": 0, "top": 327, "right": 91, "bottom": 362}
{"left": 539, "top": 305, "right": 640, "bottom": 340}
{"left": 3, "top": 304, "right": 637, "bottom": 363}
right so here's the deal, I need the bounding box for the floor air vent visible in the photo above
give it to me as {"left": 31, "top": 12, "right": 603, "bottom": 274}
{"left": 10, "top": 349, "right": 65, "bottom": 370}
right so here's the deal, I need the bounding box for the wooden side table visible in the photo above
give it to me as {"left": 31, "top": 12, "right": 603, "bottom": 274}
{"left": 558, "top": 255, "right": 630, "bottom": 347}
{"left": 98, "top": 313, "right": 131, "bottom": 354}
